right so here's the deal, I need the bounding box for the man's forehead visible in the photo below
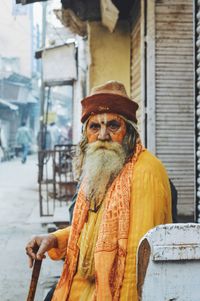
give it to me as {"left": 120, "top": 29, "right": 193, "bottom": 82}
{"left": 88, "top": 113, "right": 124, "bottom": 123}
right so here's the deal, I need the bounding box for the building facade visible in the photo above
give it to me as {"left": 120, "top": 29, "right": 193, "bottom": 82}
{"left": 17, "top": 0, "right": 196, "bottom": 221}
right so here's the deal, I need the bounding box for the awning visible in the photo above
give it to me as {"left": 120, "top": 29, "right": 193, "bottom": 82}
{"left": 16, "top": 0, "right": 47, "bottom": 4}
{"left": 16, "top": 0, "right": 132, "bottom": 19}
{"left": 0, "top": 99, "right": 18, "bottom": 111}
{"left": 100, "top": 0, "right": 119, "bottom": 33}
{"left": 55, "top": 0, "right": 119, "bottom": 34}
{"left": 54, "top": 9, "right": 87, "bottom": 37}
{"left": 16, "top": 0, "right": 132, "bottom": 33}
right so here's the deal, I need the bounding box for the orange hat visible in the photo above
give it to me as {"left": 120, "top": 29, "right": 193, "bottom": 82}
{"left": 81, "top": 80, "right": 138, "bottom": 123}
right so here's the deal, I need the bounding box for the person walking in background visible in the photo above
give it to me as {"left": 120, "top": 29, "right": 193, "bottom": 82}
{"left": 59, "top": 123, "right": 72, "bottom": 145}
{"left": 48, "top": 122, "right": 60, "bottom": 149}
{"left": 16, "top": 121, "right": 32, "bottom": 164}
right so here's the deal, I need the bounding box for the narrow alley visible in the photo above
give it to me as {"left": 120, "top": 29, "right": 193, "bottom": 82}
{"left": 0, "top": 155, "right": 62, "bottom": 301}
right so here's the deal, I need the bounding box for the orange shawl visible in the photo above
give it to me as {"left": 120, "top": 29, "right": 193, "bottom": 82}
{"left": 53, "top": 141, "right": 143, "bottom": 300}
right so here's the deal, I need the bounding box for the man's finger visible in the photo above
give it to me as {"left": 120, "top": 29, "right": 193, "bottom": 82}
{"left": 36, "top": 239, "right": 49, "bottom": 260}
{"left": 26, "top": 246, "right": 37, "bottom": 259}
{"left": 36, "top": 253, "right": 46, "bottom": 260}
{"left": 27, "top": 254, "right": 34, "bottom": 268}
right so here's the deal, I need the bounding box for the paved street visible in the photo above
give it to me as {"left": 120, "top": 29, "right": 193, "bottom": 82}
{"left": 0, "top": 155, "right": 62, "bottom": 301}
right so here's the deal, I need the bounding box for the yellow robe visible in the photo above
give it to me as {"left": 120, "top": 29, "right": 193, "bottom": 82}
{"left": 48, "top": 149, "right": 172, "bottom": 300}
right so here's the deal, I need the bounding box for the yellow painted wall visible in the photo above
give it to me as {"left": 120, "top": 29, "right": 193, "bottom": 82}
{"left": 88, "top": 21, "right": 130, "bottom": 96}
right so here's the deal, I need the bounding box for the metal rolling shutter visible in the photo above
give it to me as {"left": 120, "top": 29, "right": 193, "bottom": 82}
{"left": 155, "top": 0, "right": 194, "bottom": 216}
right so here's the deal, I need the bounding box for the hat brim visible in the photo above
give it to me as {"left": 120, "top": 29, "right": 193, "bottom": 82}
{"left": 81, "top": 93, "right": 138, "bottom": 123}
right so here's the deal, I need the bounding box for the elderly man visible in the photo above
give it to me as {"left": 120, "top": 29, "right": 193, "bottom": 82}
{"left": 26, "top": 81, "right": 172, "bottom": 301}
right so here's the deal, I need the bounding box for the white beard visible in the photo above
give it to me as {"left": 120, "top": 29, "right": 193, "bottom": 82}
{"left": 81, "top": 141, "right": 127, "bottom": 207}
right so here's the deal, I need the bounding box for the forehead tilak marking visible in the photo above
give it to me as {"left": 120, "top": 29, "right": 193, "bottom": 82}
{"left": 97, "top": 114, "right": 107, "bottom": 124}
{"left": 97, "top": 114, "right": 107, "bottom": 137}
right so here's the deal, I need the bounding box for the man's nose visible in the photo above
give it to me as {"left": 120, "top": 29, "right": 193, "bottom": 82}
{"left": 98, "top": 126, "right": 110, "bottom": 141}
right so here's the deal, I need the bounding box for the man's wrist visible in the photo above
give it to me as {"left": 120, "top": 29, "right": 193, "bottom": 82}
{"left": 49, "top": 234, "right": 58, "bottom": 249}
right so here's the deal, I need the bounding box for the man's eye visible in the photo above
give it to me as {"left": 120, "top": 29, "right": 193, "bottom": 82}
{"left": 110, "top": 124, "right": 118, "bottom": 129}
{"left": 89, "top": 123, "right": 100, "bottom": 130}
{"left": 108, "top": 122, "right": 120, "bottom": 130}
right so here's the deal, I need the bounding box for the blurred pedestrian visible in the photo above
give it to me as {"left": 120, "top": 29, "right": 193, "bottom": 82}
{"left": 59, "top": 123, "right": 72, "bottom": 145}
{"left": 16, "top": 121, "right": 32, "bottom": 164}
{"left": 48, "top": 122, "right": 60, "bottom": 149}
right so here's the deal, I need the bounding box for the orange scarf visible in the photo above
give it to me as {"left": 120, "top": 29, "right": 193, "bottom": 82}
{"left": 54, "top": 141, "right": 143, "bottom": 300}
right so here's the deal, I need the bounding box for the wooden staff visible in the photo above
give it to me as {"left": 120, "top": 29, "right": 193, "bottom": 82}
{"left": 26, "top": 259, "right": 42, "bottom": 301}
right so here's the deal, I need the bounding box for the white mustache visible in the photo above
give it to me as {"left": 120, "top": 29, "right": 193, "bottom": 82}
{"left": 86, "top": 141, "right": 123, "bottom": 155}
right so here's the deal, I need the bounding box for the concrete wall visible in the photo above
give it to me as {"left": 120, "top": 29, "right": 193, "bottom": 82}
{"left": 87, "top": 21, "right": 130, "bottom": 95}
{"left": 0, "top": 1, "right": 32, "bottom": 77}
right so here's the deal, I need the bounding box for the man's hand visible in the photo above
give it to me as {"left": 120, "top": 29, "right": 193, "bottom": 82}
{"left": 25, "top": 234, "right": 58, "bottom": 268}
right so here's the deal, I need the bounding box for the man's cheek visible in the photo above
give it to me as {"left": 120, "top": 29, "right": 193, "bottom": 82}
{"left": 112, "top": 129, "right": 126, "bottom": 144}
{"left": 87, "top": 133, "right": 98, "bottom": 143}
